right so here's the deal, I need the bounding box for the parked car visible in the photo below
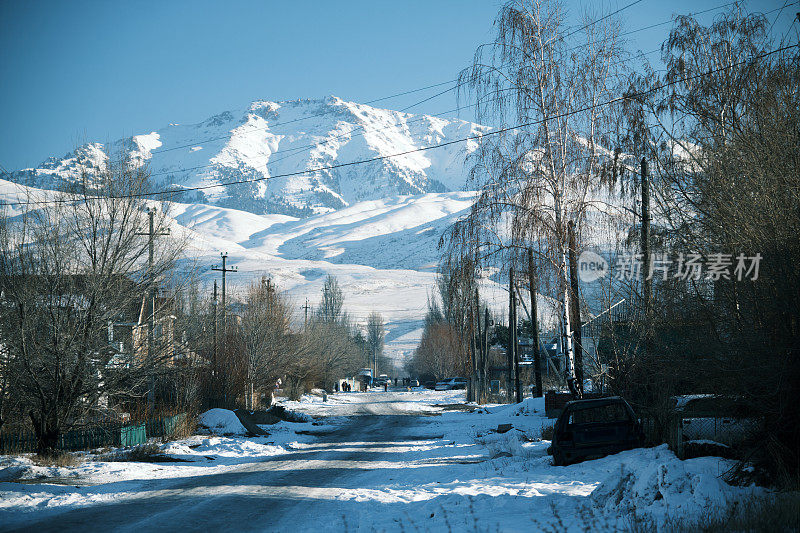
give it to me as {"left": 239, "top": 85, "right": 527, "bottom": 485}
{"left": 434, "top": 380, "right": 450, "bottom": 391}
{"left": 424, "top": 381, "right": 436, "bottom": 390}
{"left": 409, "top": 379, "right": 420, "bottom": 387}
{"left": 435, "top": 377, "right": 468, "bottom": 391}
{"left": 672, "top": 395, "right": 759, "bottom": 455}
{"left": 548, "top": 396, "right": 644, "bottom": 466}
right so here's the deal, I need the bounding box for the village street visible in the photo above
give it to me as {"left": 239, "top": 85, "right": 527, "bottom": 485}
{"left": 0, "top": 390, "right": 756, "bottom": 532}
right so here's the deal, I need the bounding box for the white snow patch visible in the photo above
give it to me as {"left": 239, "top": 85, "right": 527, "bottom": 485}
{"left": 197, "top": 409, "right": 247, "bottom": 436}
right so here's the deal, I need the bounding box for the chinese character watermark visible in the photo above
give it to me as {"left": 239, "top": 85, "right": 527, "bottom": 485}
{"left": 578, "top": 251, "right": 762, "bottom": 282}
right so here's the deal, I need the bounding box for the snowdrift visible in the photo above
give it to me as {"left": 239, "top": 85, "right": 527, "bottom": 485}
{"left": 197, "top": 409, "right": 248, "bottom": 436}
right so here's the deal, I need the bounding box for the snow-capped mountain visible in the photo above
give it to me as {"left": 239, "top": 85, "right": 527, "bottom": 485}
{"left": 11, "top": 97, "right": 488, "bottom": 216}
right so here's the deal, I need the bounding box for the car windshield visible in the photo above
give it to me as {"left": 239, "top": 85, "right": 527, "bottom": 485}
{"left": 568, "top": 403, "right": 631, "bottom": 425}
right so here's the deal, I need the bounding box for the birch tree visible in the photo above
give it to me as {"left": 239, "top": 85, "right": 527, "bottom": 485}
{"left": 447, "top": 0, "right": 627, "bottom": 392}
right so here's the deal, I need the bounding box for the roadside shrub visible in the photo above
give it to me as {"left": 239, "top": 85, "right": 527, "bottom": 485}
{"left": 626, "top": 492, "right": 800, "bottom": 532}
{"left": 31, "top": 451, "right": 82, "bottom": 468}
{"left": 128, "top": 443, "right": 163, "bottom": 461}
{"left": 105, "top": 443, "right": 164, "bottom": 462}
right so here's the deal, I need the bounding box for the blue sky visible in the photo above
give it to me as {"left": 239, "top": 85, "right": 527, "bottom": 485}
{"left": 0, "top": 0, "right": 794, "bottom": 170}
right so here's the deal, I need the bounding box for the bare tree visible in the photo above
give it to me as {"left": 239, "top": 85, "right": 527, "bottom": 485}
{"left": 618, "top": 8, "right": 800, "bottom": 485}
{"left": 366, "top": 312, "right": 385, "bottom": 375}
{"left": 240, "top": 278, "right": 292, "bottom": 408}
{"left": 317, "top": 275, "right": 343, "bottom": 323}
{"left": 0, "top": 152, "right": 185, "bottom": 454}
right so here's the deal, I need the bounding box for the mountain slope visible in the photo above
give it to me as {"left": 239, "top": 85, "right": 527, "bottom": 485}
{"left": 11, "top": 97, "right": 487, "bottom": 217}
{"left": 0, "top": 179, "right": 513, "bottom": 362}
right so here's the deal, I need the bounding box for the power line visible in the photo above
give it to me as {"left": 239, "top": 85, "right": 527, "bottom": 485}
{"left": 619, "top": 0, "right": 742, "bottom": 37}
{"left": 2, "top": 0, "right": 743, "bottom": 199}
{"left": 768, "top": 0, "right": 792, "bottom": 36}
{"left": 781, "top": 13, "right": 799, "bottom": 43}
{"left": 563, "top": 0, "right": 646, "bottom": 39}
{"left": 5, "top": 46, "right": 661, "bottom": 198}
{"left": 130, "top": 0, "right": 660, "bottom": 158}
{"left": 4, "top": 43, "right": 795, "bottom": 209}
{"left": 148, "top": 80, "right": 460, "bottom": 156}
{"left": 134, "top": 1, "right": 767, "bottom": 168}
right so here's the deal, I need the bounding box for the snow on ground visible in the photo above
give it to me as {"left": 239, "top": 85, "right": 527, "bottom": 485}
{"left": 197, "top": 408, "right": 248, "bottom": 436}
{"left": 0, "top": 391, "right": 763, "bottom": 531}
{"left": 272, "top": 390, "right": 763, "bottom": 531}
{"left": 277, "top": 387, "right": 466, "bottom": 417}
{"left": 0, "top": 413, "right": 335, "bottom": 525}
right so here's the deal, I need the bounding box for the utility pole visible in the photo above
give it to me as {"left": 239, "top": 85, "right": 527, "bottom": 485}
{"left": 474, "top": 288, "right": 483, "bottom": 403}
{"left": 467, "top": 299, "right": 476, "bottom": 403}
{"left": 211, "top": 252, "right": 237, "bottom": 361}
{"left": 212, "top": 280, "right": 218, "bottom": 389}
{"left": 527, "top": 249, "right": 543, "bottom": 398}
{"left": 641, "top": 158, "right": 651, "bottom": 318}
{"left": 568, "top": 221, "right": 583, "bottom": 395}
{"left": 512, "top": 278, "right": 522, "bottom": 403}
{"left": 507, "top": 268, "right": 517, "bottom": 403}
{"left": 483, "top": 307, "right": 489, "bottom": 399}
{"left": 135, "top": 208, "right": 169, "bottom": 407}
{"left": 135, "top": 208, "right": 170, "bottom": 362}
{"left": 302, "top": 299, "right": 310, "bottom": 330}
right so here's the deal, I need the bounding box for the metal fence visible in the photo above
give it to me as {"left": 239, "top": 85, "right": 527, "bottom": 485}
{"left": 0, "top": 413, "right": 189, "bottom": 454}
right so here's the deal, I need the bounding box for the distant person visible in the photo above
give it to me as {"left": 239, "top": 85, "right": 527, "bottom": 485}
{"left": 394, "top": 378, "right": 398, "bottom": 386}
{"left": 334, "top": 382, "right": 339, "bottom": 393}
{"left": 384, "top": 382, "right": 388, "bottom": 392}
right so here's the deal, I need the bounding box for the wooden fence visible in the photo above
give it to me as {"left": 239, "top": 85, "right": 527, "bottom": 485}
{"left": 0, "top": 413, "right": 189, "bottom": 454}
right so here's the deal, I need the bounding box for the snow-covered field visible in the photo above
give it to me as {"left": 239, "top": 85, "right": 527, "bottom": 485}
{"left": 0, "top": 390, "right": 762, "bottom": 532}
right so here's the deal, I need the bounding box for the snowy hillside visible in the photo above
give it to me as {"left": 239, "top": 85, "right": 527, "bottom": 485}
{"left": 0, "top": 179, "right": 513, "bottom": 364}
{"left": 10, "top": 97, "right": 488, "bottom": 217}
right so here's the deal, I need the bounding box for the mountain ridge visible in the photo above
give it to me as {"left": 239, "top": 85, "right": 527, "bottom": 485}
{"left": 10, "top": 96, "right": 488, "bottom": 217}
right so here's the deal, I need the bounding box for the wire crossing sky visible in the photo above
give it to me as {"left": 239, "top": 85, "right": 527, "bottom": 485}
{"left": 0, "top": 0, "right": 793, "bottom": 170}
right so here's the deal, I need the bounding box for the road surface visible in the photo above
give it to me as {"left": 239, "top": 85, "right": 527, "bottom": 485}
{"left": 4, "top": 395, "right": 454, "bottom": 532}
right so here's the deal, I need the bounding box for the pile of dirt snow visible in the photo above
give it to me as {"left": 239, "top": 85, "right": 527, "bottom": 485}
{"left": 268, "top": 405, "right": 312, "bottom": 423}
{"left": 197, "top": 409, "right": 248, "bottom": 436}
{"left": 590, "top": 445, "right": 761, "bottom": 527}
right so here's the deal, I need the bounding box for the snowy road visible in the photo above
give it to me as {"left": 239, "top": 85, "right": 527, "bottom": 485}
{"left": 1, "top": 390, "right": 761, "bottom": 531}
{"left": 3, "top": 412, "right": 440, "bottom": 532}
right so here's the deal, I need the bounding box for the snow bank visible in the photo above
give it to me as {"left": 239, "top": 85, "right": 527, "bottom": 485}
{"left": 197, "top": 409, "right": 247, "bottom": 436}
{"left": 590, "top": 445, "right": 760, "bottom": 527}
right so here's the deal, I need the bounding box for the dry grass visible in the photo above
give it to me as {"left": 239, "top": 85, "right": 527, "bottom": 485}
{"left": 31, "top": 451, "right": 83, "bottom": 468}
{"left": 104, "top": 443, "right": 165, "bottom": 462}
{"left": 626, "top": 492, "right": 800, "bottom": 533}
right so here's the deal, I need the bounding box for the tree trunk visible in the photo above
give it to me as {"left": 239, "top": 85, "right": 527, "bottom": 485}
{"left": 568, "top": 220, "right": 584, "bottom": 394}
{"left": 474, "top": 288, "right": 483, "bottom": 404}
{"left": 507, "top": 268, "right": 516, "bottom": 403}
{"left": 483, "top": 307, "right": 490, "bottom": 403}
{"left": 30, "top": 411, "right": 60, "bottom": 456}
{"left": 528, "top": 249, "right": 543, "bottom": 398}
